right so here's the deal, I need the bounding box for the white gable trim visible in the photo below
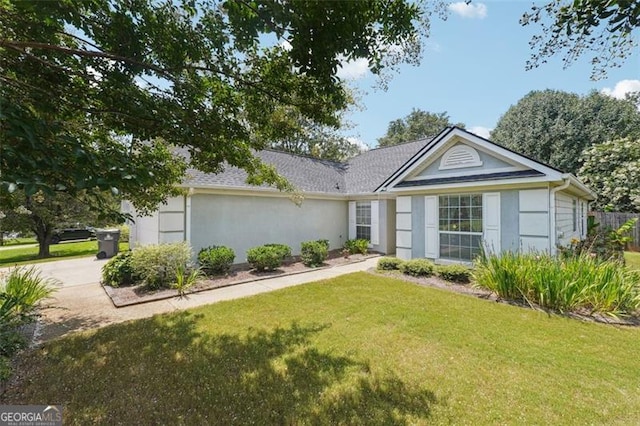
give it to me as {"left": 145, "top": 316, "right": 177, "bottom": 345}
{"left": 404, "top": 166, "right": 524, "bottom": 182}
{"left": 378, "top": 127, "right": 565, "bottom": 192}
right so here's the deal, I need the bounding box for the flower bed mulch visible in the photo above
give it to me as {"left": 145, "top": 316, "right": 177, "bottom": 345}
{"left": 103, "top": 250, "right": 379, "bottom": 308}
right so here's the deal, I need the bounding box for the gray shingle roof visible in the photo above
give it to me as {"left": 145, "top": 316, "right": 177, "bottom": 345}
{"left": 344, "top": 139, "right": 429, "bottom": 193}
{"left": 185, "top": 139, "right": 430, "bottom": 195}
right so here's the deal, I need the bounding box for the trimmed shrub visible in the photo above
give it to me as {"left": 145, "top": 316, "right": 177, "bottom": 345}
{"left": 102, "top": 251, "right": 137, "bottom": 287}
{"left": 301, "top": 240, "right": 328, "bottom": 267}
{"left": 247, "top": 244, "right": 291, "bottom": 271}
{"left": 198, "top": 246, "right": 235, "bottom": 275}
{"left": 400, "top": 258, "right": 435, "bottom": 277}
{"left": 264, "top": 243, "right": 292, "bottom": 260}
{"left": 317, "top": 239, "right": 330, "bottom": 249}
{"left": 377, "top": 257, "right": 404, "bottom": 271}
{"left": 436, "top": 264, "right": 472, "bottom": 283}
{"left": 130, "top": 242, "right": 193, "bottom": 290}
{"left": 345, "top": 239, "right": 369, "bottom": 255}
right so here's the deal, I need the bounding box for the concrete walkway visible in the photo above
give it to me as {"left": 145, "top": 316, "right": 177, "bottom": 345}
{"left": 35, "top": 257, "right": 380, "bottom": 343}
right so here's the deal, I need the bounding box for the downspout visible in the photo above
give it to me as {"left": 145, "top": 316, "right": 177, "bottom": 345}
{"left": 549, "top": 177, "right": 571, "bottom": 254}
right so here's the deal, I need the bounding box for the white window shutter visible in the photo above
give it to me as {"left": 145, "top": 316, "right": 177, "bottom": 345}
{"left": 348, "top": 201, "right": 356, "bottom": 239}
{"left": 483, "top": 192, "right": 501, "bottom": 254}
{"left": 370, "top": 200, "right": 379, "bottom": 245}
{"left": 425, "top": 196, "right": 438, "bottom": 258}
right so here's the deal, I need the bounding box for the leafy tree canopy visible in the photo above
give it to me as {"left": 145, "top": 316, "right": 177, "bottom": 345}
{"left": 1, "top": 0, "right": 438, "bottom": 215}
{"left": 579, "top": 137, "right": 640, "bottom": 213}
{"left": 521, "top": 0, "right": 640, "bottom": 79}
{"left": 1, "top": 190, "right": 118, "bottom": 257}
{"left": 377, "top": 109, "right": 464, "bottom": 147}
{"left": 491, "top": 89, "right": 640, "bottom": 174}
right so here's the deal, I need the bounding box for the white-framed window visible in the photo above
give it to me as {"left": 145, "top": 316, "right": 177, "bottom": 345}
{"left": 356, "top": 201, "right": 371, "bottom": 241}
{"left": 438, "top": 194, "right": 483, "bottom": 261}
{"left": 572, "top": 199, "right": 577, "bottom": 232}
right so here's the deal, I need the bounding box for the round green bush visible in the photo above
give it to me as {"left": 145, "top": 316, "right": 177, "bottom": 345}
{"left": 377, "top": 257, "right": 405, "bottom": 271}
{"left": 301, "top": 240, "right": 328, "bottom": 267}
{"left": 399, "top": 258, "right": 435, "bottom": 277}
{"left": 198, "top": 245, "right": 235, "bottom": 274}
{"left": 101, "top": 251, "right": 137, "bottom": 287}
{"left": 247, "top": 244, "right": 291, "bottom": 271}
{"left": 264, "top": 243, "right": 292, "bottom": 259}
{"left": 436, "top": 264, "right": 472, "bottom": 283}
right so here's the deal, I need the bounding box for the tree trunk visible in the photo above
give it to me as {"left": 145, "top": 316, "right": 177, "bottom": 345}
{"left": 33, "top": 218, "right": 53, "bottom": 259}
{"left": 35, "top": 231, "right": 52, "bottom": 258}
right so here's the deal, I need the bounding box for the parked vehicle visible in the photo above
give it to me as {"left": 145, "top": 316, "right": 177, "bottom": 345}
{"left": 51, "top": 226, "right": 95, "bottom": 244}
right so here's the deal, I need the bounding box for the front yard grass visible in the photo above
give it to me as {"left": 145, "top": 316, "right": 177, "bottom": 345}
{"left": 0, "top": 241, "right": 129, "bottom": 266}
{"left": 624, "top": 251, "right": 640, "bottom": 270}
{"left": 5, "top": 272, "right": 640, "bottom": 424}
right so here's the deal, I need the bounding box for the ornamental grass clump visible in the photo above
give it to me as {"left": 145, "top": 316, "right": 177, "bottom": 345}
{"left": 0, "top": 267, "right": 57, "bottom": 380}
{"left": 474, "top": 251, "right": 640, "bottom": 317}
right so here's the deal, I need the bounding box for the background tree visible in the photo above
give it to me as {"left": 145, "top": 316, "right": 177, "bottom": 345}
{"left": 521, "top": 0, "right": 640, "bottom": 79}
{"left": 0, "top": 190, "right": 117, "bottom": 257}
{"left": 377, "top": 109, "right": 464, "bottom": 147}
{"left": 1, "top": 0, "right": 439, "bottom": 217}
{"left": 267, "top": 89, "right": 364, "bottom": 161}
{"left": 491, "top": 90, "right": 640, "bottom": 174}
{"left": 579, "top": 137, "right": 640, "bottom": 213}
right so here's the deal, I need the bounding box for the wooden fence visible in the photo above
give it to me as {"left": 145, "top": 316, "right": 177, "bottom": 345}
{"left": 592, "top": 212, "right": 640, "bottom": 249}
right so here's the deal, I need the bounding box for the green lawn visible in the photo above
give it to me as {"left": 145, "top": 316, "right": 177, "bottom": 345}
{"left": 5, "top": 273, "right": 640, "bottom": 424}
{"left": 0, "top": 241, "right": 129, "bottom": 266}
{"left": 624, "top": 251, "right": 640, "bottom": 270}
{"left": 0, "top": 237, "right": 37, "bottom": 247}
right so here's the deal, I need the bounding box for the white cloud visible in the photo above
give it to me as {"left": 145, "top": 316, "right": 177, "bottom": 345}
{"left": 469, "top": 126, "right": 491, "bottom": 139}
{"left": 347, "top": 137, "right": 370, "bottom": 151}
{"left": 448, "top": 2, "right": 487, "bottom": 19}
{"left": 336, "top": 57, "right": 370, "bottom": 81}
{"left": 601, "top": 79, "right": 640, "bottom": 100}
{"left": 279, "top": 40, "right": 292, "bottom": 51}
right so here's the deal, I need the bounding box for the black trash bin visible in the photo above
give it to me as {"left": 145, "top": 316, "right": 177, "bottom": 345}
{"left": 96, "top": 229, "right": 120, "bottom": 259}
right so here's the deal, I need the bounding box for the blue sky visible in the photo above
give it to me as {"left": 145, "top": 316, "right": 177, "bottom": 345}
{"left": 337, "top": 1, "right": 640, "bottom": 148}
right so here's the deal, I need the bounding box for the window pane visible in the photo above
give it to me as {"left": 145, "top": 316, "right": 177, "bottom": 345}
{"left": 449, "top": 196, "right": 459, "bottom": 207}
{"left": 460, "top": 234, "right": 471, "bottom": 247}
{"left": 472, "top": 194, "right": 482, "bottom": 206}
{"left": 461, "top": 247, "right": 472, "bottom": 261}
{"left": 440, "top": 196, "right": 449, "bottom": 207}
{"left": 356, "top": 202, "right": 371, "bottom": 226}
{"left": 356, "top": 225, "right": 371, "bottom": 241}
{"left": 471, "top": 207, "right": 482, "bottom": 219}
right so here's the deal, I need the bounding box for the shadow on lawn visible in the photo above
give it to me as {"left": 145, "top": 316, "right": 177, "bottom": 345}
{"left": 6, "top": 311, "right": 439, "bottom": 424}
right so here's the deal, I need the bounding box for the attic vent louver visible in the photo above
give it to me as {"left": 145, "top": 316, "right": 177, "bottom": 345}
{"left": 439, "top": 144, "right": 483, "bottom": 170}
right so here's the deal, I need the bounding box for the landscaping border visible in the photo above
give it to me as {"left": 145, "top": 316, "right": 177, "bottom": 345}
{"left": 103, "top": 253, "right": 380, "bottom": 308}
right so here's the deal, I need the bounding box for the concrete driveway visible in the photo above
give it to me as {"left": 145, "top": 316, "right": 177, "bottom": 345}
{"left": 24, "top": 256, "right": 109, "bottom": 287}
